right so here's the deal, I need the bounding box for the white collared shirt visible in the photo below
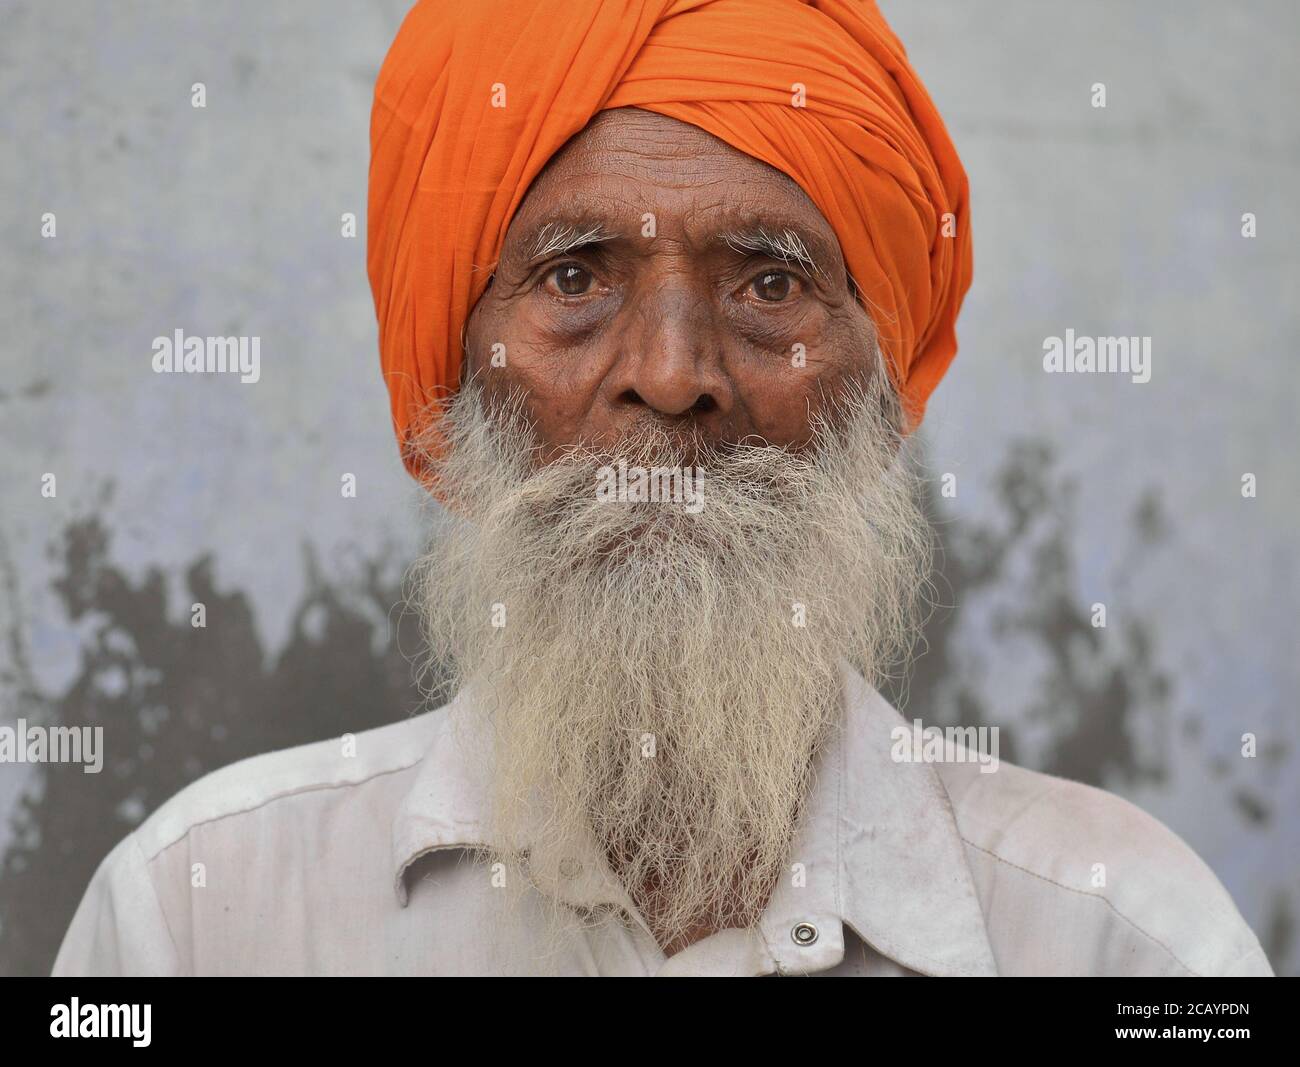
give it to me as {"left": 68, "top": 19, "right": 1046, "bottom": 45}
{"left": 52, "top": 664, "right": 1273, "bottom": 976}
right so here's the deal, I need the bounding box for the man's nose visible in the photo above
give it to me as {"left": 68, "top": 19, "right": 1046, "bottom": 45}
{"left": 601, "top": 281, "right": 734, "bottom": 421}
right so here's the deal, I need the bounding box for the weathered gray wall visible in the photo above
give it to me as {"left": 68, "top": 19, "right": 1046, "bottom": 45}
{"left": 0, "top": 0, "right": 1295, "bottom": 975}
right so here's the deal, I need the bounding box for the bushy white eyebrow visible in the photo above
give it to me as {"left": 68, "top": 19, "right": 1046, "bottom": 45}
{"left": 525, "top": 219, "right": 826, "bottom": 280}
{"left": 719, "top": 226, "right": 825, "bottom": 278}
{"left": 528, "top": 221, "right": 617, "bottom": 261}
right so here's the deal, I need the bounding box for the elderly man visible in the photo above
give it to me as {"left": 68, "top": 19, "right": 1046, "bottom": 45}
{"left": 54, "top": 0, "right": 1270, "bottom": 976}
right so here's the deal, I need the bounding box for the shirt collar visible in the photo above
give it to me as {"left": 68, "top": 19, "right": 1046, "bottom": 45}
{"left": 391, "top": 661, "right": 998, "bottom": 976}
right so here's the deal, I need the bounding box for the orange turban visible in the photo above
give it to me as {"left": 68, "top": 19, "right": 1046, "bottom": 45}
{"left": 368, "top": 0, "right": 971, "bottom": 479}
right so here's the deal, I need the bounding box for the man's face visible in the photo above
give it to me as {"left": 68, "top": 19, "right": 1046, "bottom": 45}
{"left": 463, "top": 107, "right": 876, "bottom": 458}
{"left": 421, "top": 107, "right": 927, "bottom": 954}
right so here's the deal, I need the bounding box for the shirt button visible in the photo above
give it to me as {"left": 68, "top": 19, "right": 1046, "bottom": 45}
{"left": 791, "top": 922, "right": 819, "bottom": 946}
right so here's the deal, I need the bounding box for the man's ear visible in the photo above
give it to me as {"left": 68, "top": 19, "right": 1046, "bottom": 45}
{"left": 460, "top": 289, "right": 488, "bottom": 383}
{"left": 459, "top": 323, "right": 472, "bottom": 383}
{"left": 882, "top": 391, "right": 902, "bottom": 457}
{"left": 872, "top": 350, "right": 908, "bottom": 458}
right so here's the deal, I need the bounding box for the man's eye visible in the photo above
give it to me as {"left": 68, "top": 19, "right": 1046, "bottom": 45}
{"left": 542, "top": 262, "right": 596, "bottom": 297}
{"left": 747, "top": 270, "right": 800, "bottom": 303}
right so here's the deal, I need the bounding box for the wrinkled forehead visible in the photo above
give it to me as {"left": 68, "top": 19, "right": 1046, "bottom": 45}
{"left": 499, "top": 107, "right": 846, "bottom": 280}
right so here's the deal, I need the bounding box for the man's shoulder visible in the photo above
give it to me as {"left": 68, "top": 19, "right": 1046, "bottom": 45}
{"left": 130, "top": 707, "right": 447, "bottom": 863}
{"left": 933, "top": 748, "right": 1272, "bottom": 976}
{"left": 937, "top": 747, "right": 1194, "bottom": 875}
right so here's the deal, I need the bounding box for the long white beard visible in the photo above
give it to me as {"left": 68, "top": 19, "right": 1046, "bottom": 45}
{"left": 411, "top": 362, "right": 932, "bottom": 951}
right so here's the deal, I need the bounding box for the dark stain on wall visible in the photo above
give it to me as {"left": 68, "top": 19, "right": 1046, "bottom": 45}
{"left": 0, "top": 513, "right": 428, "bottom": 977}
{"left": 893, "top": 440, "right": 1174, "bottom": 786}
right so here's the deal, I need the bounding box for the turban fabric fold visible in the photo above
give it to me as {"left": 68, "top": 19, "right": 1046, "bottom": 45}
{"left": 368, "top": 0, "right": 971, "bottom": 479}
